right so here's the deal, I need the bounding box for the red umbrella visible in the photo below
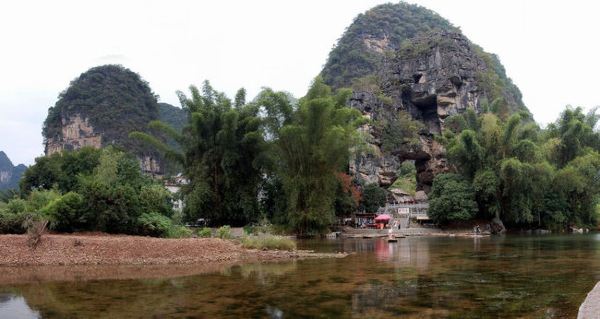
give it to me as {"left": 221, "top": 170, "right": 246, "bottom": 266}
{"left": 375, "top": 214, "right": 391, "bottom": 221}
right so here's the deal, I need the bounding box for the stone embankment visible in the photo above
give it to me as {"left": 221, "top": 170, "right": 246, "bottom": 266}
{"left": 579, "top": 282, "right": 600, "bottom": 319}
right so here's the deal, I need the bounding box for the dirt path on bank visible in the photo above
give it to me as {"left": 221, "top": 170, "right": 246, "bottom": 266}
{"left": 0, "top": 234, "right": 346, "bottom": 267}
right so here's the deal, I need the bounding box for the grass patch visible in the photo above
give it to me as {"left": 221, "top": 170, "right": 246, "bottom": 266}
{"left": 197, "top": 227, "right": 212, "bottom": 238}
{"left": 167, "top": 226, "right": 193, "bottom": 238}
{"left": 390, "top": 176, "right": 416, "bottom": 196}
{"left": 241, "top": 234, "right": 296, "bottom": 251}
{"left": 216, "top": 225, "right": 231, "bottom": 239}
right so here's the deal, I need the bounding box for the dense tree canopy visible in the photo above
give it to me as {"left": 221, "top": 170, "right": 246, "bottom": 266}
{"left": 2, "top": 147, "right": 178, "bottom": 236}
{"left": 428, "top": 173, "right": 477, "bottom": 224}
{"left": 273, "top": 79, "right": 363, "bottom": 234}
{"left": 431, "top": 106, "right": 600, "bottom": 229}
{"left": 132, "top": 81, "right": 266, "bottom": 227}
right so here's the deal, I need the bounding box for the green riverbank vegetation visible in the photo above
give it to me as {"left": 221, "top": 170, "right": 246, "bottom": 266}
{"left": 3, "top": 79, "right": 600, "bottom": 237}
{"left": 430, "top": 106, "right": 600, "bottom": 230}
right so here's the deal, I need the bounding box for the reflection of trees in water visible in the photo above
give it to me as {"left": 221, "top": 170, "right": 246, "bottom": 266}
{"left": 222, "top": 262, "right": 298, "bottom": 286}
{"left": 6, "top": 235, "right": 600, "bottom": 318}
{"left": 351, "top": 282, "right": 415, "bottom": 316}
{"left": 350, "top": 274, "right": 452, "bottom": 318}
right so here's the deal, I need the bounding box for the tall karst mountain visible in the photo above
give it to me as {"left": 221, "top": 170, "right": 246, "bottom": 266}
{"left": 0, "top": 151, "right": 26, "bottom": 191}
{"left": 322, "top": 2, "right": 528, "bottom": 193}
{"left": 43, "top": 65, "right": 186, "bottom": 174}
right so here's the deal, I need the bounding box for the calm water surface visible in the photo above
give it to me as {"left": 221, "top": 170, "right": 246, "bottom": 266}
{"left": 1, "top": 234, "right": 600, "bottom": 318}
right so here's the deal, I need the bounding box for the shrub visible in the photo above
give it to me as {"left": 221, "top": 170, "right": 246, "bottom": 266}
{"left": 42, "top": 192, "right": 84, "bottom": 232}
{"left": 0, "top": 197, "right": 40, "bottom": 234}
{"left": 216, "top": 225, "right": 232, "bottom": 239}
{"left": 137, "top": 212, "right": 173, "bottom": 237}
{"left": 0, "top": 211, "right": 30, "bottom": 234}
{"left": 241, "top": 234, "right": 296, "bottom": 251}
{"left": 197, "top": 227, "right": 212, "bottom": 238}
{"left": 5, "top": 198, "right": 27, "bottom": 214}
{"left": 167, "top": 225, "right": 193, "bottom": 238}
{"left": 139, "top": 184, "right": 173, "bottom": 217}
{"left": 26, "top": 189, "right": 61, "bottom": 212}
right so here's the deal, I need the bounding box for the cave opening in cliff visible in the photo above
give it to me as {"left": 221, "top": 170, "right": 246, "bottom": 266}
{"left": 412, "top": 94, "right": 441, "bottom": 134}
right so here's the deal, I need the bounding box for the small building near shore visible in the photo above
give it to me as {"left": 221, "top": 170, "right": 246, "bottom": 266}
{"left": 164, "top": 174, "right": 189, "bottom": 212}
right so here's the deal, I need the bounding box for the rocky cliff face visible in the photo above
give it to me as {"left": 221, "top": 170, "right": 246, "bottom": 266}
{"left": 389, "top": 32, "right": 488, "bottom": 133}
{"left": 0, "top": 151, "right": 26, "bottom": 191}
{"left": 348, "top": 31, "right": 524, "bottom": 193}
{"left": 45, "top": 114, "right": 102, "bottom": 155}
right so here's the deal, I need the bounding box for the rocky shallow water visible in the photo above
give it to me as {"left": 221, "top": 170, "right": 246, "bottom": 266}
{"left": 1, "top": 234, "right": 599, "bottom": 318}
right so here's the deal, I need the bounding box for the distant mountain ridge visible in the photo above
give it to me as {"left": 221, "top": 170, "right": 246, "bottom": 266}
{"left": 0, "top": 151, "right": 26, "bottom": 191}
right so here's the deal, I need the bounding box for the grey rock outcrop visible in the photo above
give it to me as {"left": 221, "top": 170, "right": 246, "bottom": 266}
{"left": 389, "top": 31, "right": 488, "bottom": 133}
{"left": 349, "top": 31, "right": 522, "bottom": 193}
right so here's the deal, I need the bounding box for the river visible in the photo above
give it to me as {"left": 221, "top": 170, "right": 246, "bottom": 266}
{"left": 1, "top": 234, "right": 599, "bottom": 318}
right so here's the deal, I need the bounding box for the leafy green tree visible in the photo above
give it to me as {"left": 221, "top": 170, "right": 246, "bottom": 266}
{"left": 429, "top": 173, "right": 477, "bottom": 224}
{"left": 20, "top": 147, "right": 101, "bottom": 195}
{"left": 360, "top": 184, "right": 387, "bottom": 213}
{"left": 274, "top": 77, "right": 362, "bottom": 235}
{"left": 234, "top": 88, "right": 247, "bottom": 108}
{"left": 548, "top": 106, "right": 600, "bottom": 167}
{"left": 381, "top": 110, "right": 424, "bottom": 153}
{"left": 131, "top": 81, "right": 265, "bottom": 226}
{"left": 447, "top": 130, "right": 484, "bottom": 179}
{"left": 42, "top": 192, "right": 85, "bottom": 232}
{"left": 441, "top": 104, "right": 600, "bottom": 229}
{"left": 552, "top": 152, "right": 600, "bottom": 226}
{"left": 15, "top": 147, "right": 174, "bottom": 235}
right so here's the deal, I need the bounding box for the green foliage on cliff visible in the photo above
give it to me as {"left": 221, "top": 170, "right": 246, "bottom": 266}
{"left": 380, "top": 110, "right": 424, "bottom": 153}
{"left": 43, "top": 65, "right": 160, "bottom": 155}
{"left": 321, "top": 3, "right": 457, "bottom": 89}
{"left": 322, "top": 2, "right": 527, "bottom": 117}
{"left": 158, "top": 103, "right": 187, "bottom": 133}
{"left": 390, "top": 161, "right": 417, "bottom": 195}
{"left": 473, "top": 46, "right": 527, "bottom": 116}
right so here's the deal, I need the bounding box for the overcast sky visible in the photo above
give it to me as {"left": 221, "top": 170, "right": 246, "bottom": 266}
{"left": 1, "top": 1, "right": 599, "bottom": 165}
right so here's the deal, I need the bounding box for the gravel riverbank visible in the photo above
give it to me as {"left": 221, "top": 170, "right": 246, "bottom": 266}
{"left": 0, "top": 233, "right": 346, "bottom": 267}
